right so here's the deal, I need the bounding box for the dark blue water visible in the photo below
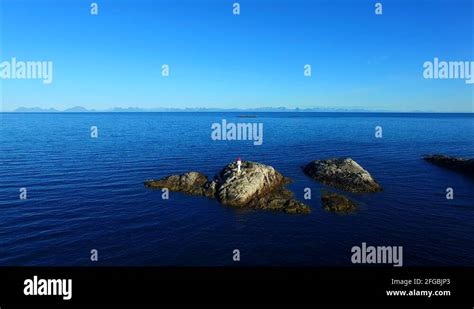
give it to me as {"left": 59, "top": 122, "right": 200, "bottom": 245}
{"left": 0, "top": 112, "right": 473, "bottom": 266}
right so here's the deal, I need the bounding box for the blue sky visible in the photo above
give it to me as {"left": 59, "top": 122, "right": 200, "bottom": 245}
{"left": 0, "top": 0, "right": 472, "bottom": 112}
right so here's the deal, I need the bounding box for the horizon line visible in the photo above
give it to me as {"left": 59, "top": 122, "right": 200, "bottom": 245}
{"left": 2, "top": 109, "right": 473, "bottom": 114}
{"left": 3, "top": 105, "right": 474, "bottom": 113}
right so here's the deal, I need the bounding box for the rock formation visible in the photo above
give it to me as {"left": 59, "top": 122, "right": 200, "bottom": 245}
{"left": 145, "top": 161, "right": 310, "bottom": 214}
{"left": 321, "top": 191, "right": 357, "bottom": 214}
{"left": 304, "top": 158, "right": 382, "bottom": 193}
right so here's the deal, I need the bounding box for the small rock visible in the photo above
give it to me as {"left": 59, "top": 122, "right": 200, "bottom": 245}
{"left": 321, "top": 191, "right": 357, "bottom": 214}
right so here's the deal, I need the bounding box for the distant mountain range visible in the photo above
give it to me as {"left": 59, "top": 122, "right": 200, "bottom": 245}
{"left": 13, "top": 106, "right": 94, "bottom": 113}
{"left": 10, "top": 106, "right": 391, "bottom": 113}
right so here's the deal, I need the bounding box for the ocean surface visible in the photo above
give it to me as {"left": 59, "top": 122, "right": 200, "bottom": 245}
{"left": 0, "top": 112, "right": 473, "bottom": 266}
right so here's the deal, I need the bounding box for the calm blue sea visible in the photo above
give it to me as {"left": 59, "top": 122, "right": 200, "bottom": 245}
{"left": 0, "top": 112, "right": 473, "bottom": 266}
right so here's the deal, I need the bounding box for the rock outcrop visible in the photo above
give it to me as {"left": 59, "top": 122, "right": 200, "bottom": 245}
{"left": 304, "top": 158, "right": 382, "bottom": 193}
{"left": 144, "top": 172, "right": 212, "bottom": 196}
{"left": 145, "top": 161, "right": 310, "bottom": 214}
{"left": 216, "top": 161, "right": 287, "bottom": 207}
{"left": 246, "top": 186, "right": 310, "bottom": 214}
{"left": 321, "top": 191, "right": 357, "bottom": 214}
{"left": 423, "top": 155, "right": 474, "bottom": 177}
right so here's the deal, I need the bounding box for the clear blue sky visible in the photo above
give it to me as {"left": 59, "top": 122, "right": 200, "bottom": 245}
{"left": 0, "top": 0, "right": 472, "bottom": 112}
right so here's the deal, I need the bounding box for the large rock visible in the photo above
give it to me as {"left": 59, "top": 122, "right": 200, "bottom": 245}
{"left": 423, "top": 155, "right": 474, "bottom": 177}
{"left": 145, "top": 161, "right": 310, "bottom": 214}
{"left": 321, "top": 191, "right": 357, "bottom": 214}
{"left": 304, "top": 158, "right": 382, "bottom": 193}
{"left": 216, "top": 161, "right": 287, "bottom": 207}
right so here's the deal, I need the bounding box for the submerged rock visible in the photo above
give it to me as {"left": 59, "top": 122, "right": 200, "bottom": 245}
{"left": 423, "top": 155, "right": 474, "bottom": 177}
{"left": 304, "top": 158, "right": 382, "bottom": 193}
{"left": 321, "top": 191, "right": 357, "bottom": 214}
{"left": 145, "top": 161, "right": 310, "bottom": 214}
